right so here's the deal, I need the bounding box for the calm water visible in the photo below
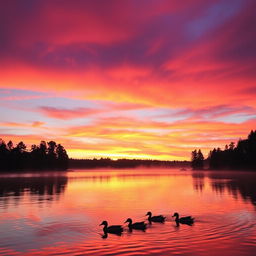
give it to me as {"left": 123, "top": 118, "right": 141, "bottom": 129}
{"left": 0, "top": 168, "right": 256, "bottom": 256}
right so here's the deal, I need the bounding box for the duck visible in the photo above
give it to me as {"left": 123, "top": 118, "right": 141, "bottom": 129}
{"left": 124, "top": 218, "right": 147, "bottom": 230}
{"left": 172, "top": 212, "right": 194, "bottom": 225}
{"left": 99, "top": 220, "right": 123, "bottom": 234}
{"left": 146, "top": 211, "right": 166, "bottom": 223}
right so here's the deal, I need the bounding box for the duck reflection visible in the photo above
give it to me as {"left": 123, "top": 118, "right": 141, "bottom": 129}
{"left": 101, "top": 232, "right": 108, "bottom": 239}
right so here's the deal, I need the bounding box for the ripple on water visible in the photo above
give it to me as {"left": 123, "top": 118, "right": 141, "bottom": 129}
{"left": 66, "top": 212, "right": 255, "bottom": 256}
{"left": 1, "top": 169, "right": 256, "bottom": 256}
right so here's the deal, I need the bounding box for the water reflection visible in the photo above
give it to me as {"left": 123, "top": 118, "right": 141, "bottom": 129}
{"left": 192, "top": 172, "right": 205, "bottom": 192}
{"left": 209, "top": 172, "right": 256, "bottom": 207}
{"left": 0, "top": 169, "right": 256, "bottom": 256}
{"left": 0, "top": 172, "right": 68, "bottom": 209}
{"left": 192, "top": 171, "right": 256, "bottom": 207}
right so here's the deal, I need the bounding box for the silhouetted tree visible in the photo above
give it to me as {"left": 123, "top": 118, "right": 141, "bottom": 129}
{"left": 191, "top": 149, "right": 204, "bottom": 169}
{"left": 229, "top": 142, "right": 235, "bottom": 150}
{"left": 0, "top": 139, "right": 9, "bottom": 170}
{"left": 47, "top": 141, "right": 57, "bottom": 168}
{"left": 39, "top": 141, "right": 47, "bottom": 168}
{"left": 56, "top": 144, "right": 69, "bottom": 169}
{"left": 7, "top": 140, "right": 13, "bottom": 151}
{"left": 191, "top": 150, "right": 197, "bottom": 169}
{"left": 197, "top": 150, "right": 204, "bottom": 168}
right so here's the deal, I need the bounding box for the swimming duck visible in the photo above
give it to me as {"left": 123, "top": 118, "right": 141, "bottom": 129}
{"left": 124, "top": 218, "right": 147, "bottom": 230}
{"left": 99, "top": 221, "right": 123, "bottom": 234}
{"left": 146, "top": 211, "right": 166, "bottom": 222}
{"left": 172, "top": 212, "right": 194, "bottom": 225}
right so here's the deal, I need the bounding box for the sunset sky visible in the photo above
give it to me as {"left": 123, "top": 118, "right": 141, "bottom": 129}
{"left": 0, "top": 0, "right": 255, "bottom": 160}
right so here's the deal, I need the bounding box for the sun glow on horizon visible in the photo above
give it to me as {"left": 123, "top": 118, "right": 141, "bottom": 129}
{"left": 0, "top": 0, "right": 255, "bottom": 160}
{"left": 67, "top": 149, "right": 183, "bottom": 161}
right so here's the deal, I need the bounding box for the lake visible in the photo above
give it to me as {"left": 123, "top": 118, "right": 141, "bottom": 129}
{"left": 0, "top": 168, "right": 256, "bottom": 256}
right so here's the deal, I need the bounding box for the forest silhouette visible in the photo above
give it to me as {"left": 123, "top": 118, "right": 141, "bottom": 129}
{"left": 0, "top": 139, "right": 69, "bottom": 171}
{"left": 191, "top": 130, "right": 256, "bottom": 170}
{"left": 0, "top": 138, "right": 190, "bottom": 171}
{"left": 1, "top": 130, "right": 255, "bottom": 171}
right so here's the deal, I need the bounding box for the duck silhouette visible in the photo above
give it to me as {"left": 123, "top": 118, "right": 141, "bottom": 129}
{"left": 124, "top": 218, "right": 147, "bottom": 230}
{"left": 146, "top": 211, "right": 166, "bottom": 223}
{"left": 99, "top": 220, "right": 123, "bottom": 234}
{"left": 172, "top": 212, "right": 194, "bottom": 225}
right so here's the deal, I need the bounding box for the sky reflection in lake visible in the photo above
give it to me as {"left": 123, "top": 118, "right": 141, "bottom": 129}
{"left": 0, "top": 169, "right": 256, "bottom": 256}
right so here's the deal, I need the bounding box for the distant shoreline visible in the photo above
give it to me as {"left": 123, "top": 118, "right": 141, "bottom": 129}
{"left": 68, "top": 158, "right": 190, "bottom": 169}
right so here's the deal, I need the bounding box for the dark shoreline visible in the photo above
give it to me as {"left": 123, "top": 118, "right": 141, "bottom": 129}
{"left": 68, "top": 158, "right": 190, "bottom": 169}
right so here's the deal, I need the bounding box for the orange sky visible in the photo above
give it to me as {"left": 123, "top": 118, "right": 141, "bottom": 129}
{"left": 0, "top": 0, "right": 256, "bottom": 160}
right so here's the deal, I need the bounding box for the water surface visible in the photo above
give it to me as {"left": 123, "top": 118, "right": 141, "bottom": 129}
{"left": 0, "top": 168, "right": 256, "bottom": 255}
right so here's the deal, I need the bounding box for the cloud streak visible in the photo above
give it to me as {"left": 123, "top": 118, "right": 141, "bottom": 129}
{"left": 39, "top": 107, "right": 101, "bottom": 120}
{"left": 0, "top": 0, "right": 255, "bottom": 159}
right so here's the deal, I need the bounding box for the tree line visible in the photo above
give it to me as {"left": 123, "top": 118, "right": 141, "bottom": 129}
{"left": 69, "top": 158, "right": 190, "bottom": 169}
{"left": 0, "top": 139, "right": 69, "bottom": 171}
{"left": 191, "top": 130, "right": 256, "bottom": 170}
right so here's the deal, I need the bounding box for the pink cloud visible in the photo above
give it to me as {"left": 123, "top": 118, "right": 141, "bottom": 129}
{"left": 0, "top": 121, "right": 45, "bottom": 128}
{"left": 0, "top": 0, "right": 255, "bottom": 159}
{"left": 39, "top": 107, "right": 100, "bottom": 120}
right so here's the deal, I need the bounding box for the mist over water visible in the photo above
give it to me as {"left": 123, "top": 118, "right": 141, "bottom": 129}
{"left": 0, "top": 168, "right": 256, "bottom": 256}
